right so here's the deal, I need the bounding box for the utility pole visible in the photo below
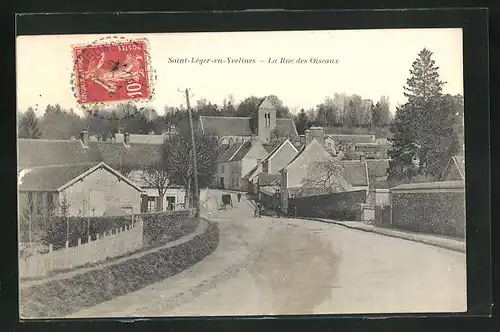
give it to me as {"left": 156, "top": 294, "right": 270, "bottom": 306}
{"left": 181, "top": 88, "right": 200, "bottom": 217}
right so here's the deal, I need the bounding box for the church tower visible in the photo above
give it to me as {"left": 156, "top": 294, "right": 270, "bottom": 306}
{"left": 257, "top": 96, "right": 277, "bottom": 142}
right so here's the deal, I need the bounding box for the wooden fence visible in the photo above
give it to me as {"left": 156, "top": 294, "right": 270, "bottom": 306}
{"left": 19, "top": 218, "right": 144, "bottom": 279}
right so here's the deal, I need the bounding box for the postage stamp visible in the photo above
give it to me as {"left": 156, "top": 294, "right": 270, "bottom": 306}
{"left": 72, "top": 37, "right": 153, "bottom": 106}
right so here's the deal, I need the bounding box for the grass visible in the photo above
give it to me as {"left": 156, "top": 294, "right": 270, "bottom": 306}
{"left": 20, "top": 217, "right": 201, "bottom": 282}
{"left": 20, "top": 220, "right": 219, "bottom": 318}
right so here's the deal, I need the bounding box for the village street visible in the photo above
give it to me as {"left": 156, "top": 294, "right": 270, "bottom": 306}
{"left": 69, "top": 190, "right": 466, "bottom": 318}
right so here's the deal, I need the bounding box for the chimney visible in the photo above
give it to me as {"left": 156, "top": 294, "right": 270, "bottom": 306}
{"left": 80, "top": 130, "right": 89, "bottom": 148}
{"left": 310, "top": 126, "right": 324, "bottom": 145}
{"left": 305, "top": 129, "right": 312, "bottom": 146}
{"left": 124, "top": 133, "right": 131, "bottom": 146}
{"left": 299, "top": 134, "right": 306, "bottom": 146}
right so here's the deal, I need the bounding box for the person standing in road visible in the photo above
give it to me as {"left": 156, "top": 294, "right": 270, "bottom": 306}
{"left": 254, "top": 202, "right": 261, "bottom": 218}
{"left": 237, "top": 193, "right": 242, "bottom": 202}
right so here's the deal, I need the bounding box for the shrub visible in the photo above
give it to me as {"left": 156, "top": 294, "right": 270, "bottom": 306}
{"left": 142, "top": 210, "right": 191, "bottom": 245}
{"left": 41, "top": 215, "right": 134, "bottom": 250}
{"left": 20, "top": 220, "right": 219, "bottom": 318}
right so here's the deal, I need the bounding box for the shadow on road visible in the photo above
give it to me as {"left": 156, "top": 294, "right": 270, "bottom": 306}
{"left": 247, "top": 226, "right": 342, "bottom": 315}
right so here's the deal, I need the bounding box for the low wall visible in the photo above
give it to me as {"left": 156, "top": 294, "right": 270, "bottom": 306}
{"left": 20, "top": 220, "right": 219, "bottom": 318}
{"left": 19, "top": 220, "right": 143, "bottom": 279}
{"left": 289, "top": 190, "right": 367, "bottom": 221}
{"left": 392, "top": 190, "right": 466, "bottom": 238}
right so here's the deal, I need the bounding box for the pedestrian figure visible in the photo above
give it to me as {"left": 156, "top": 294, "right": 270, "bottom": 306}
{"left": 276, "top": 204, "right": 281, "bottom": 218}
{"left": 237, "top": 193, "right": 241, "bottom": 202}
{"left": 254, "top": 202, "right": 261, "bottom": 218}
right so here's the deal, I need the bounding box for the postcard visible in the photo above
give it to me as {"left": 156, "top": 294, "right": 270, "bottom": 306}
{"left": 17, "top": 27, "right": 467, "bottom": 319}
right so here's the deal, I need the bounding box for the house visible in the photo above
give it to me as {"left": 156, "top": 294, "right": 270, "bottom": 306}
{"left": 18, "top": 162, "right": 144, "bottom": 218}
{"left": 18, "top": 131, "right": 169, "bottom": 212}
{"left": 128, "top": 171, "right": 187, "bottom": 212}
{"left": 277, "top": 139, "right": 354, "bottom": 213}
{"left": 198, "top": 96, "right": 299, "bottom": 143}
{"left": 244, "top": 139, "right": 299, "bottom": 193}
{"left": 214, "top": 137, "right": 268, "bottom": 191}
{"left": 440, "top": 155, "right": 465, "bottom": 181}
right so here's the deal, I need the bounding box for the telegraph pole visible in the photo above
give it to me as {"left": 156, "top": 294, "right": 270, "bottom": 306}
{"left": 182, "top": 88, "right": 200, "bottom": 217}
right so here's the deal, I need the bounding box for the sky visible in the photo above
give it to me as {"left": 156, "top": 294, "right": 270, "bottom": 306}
{"left": 16, "top": 29, "right": 463, "bottom": 116}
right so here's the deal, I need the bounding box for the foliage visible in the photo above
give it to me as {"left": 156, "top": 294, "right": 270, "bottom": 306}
{"left": 293, "top": 109, "right": 310, "bottom": 135}
{"left": 166, "top": 123, "right": 219, "bottom": 196}
{"left": 140, "top": 150, "right": 174, "bottom": 211}
{"left": 18, "top": 107, "right": 42, "bottom": 139}
{"left": 387, "top": 48, "right": 462, "bottom": 183}
{"left": 20, "top": 221, "right": 219, "bottom": 318}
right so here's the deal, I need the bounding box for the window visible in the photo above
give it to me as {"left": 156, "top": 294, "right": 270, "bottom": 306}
{"left": 147, "top": 196, "right": 156, "bottom": 212}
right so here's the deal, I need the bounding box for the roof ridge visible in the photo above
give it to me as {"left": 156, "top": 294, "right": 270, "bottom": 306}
{"left": 200, "top": 115, "right": 251, "bottom": 120}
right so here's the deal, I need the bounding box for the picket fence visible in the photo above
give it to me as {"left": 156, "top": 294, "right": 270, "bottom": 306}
{"left": 19, "top": 219, "right": 144, "bottom": 279}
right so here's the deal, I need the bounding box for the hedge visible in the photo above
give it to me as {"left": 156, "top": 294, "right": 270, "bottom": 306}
{"left": 142, "top": 210, "right": 192, "bottom": 245}
{"left": 392, "top": 192, "right": 465, "bottom": 237}
{"left": 20, "top": 220, "right": 219, "bottom": 318}
{"left": 39, "top": 215, "right": 134, "bottom": 250}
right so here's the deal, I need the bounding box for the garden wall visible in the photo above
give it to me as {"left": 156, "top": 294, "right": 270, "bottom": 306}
{"left": 289, "top": 190, "right": 367, "bottom": 221}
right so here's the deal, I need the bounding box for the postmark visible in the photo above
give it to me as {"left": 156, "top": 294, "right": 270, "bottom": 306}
{"left": 71, "top": 37, "right": 155, "bottom": 108}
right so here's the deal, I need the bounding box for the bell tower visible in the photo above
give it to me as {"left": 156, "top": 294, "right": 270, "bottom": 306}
{"left": 257, "top": 96, "right": 276, "bottom": 142}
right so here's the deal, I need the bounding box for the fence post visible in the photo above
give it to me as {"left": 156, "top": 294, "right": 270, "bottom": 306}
{"left": 65, "top": 240, "right": 69, "bottom": 248}
{"left": 77, "top": 238, "right": 81, "bottom": 246}
{"left": 88, "top": 235, "right": 92, "bottom": 243}
{"left": 49, "top": 243, "right": 53, "bottom": 252}
{"left": 96, "top": 233, "right": 100, "bottom": 240}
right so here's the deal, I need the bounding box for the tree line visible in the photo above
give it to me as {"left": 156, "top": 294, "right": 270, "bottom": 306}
{"left": 18, "top": 92, "right": 394, "bottom": 140}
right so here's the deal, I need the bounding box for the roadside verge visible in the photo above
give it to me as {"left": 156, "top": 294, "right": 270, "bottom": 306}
{"left": 20, "top": 219, "right": 219, "bottom": 319}
{"left": 305, "top": 217, "right": 465, "bottom": 253}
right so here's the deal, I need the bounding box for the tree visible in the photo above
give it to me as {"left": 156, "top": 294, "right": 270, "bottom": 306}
{"left": 18, "top": 107, "right": 41, "bottom": 139}
{"left": 388, "top": 48, "right": 457, "bottom": 183}
{"left": 166, "top": 124, "right": 218, "bottom": 207}
{"left": 140, "top": 158, "right": 172, "bottom": 212}
{"left": 294, "top": 109, "right": 310, "bottom": 135}
{"left": 302, "top": 159, "right": 354, "bottom": 195}
{"left": 371, "top": 102, "right": 384, "bottom": 127}
{"left": 236, "top": 96, "right": 262, "bottom": 134}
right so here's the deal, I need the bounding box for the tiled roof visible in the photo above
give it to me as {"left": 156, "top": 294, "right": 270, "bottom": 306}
{"left": 276, "top": 118, "right": 299, "bottom": 139}
{"left": 19, "top": 163, "right": 99, "bottom": 191}
{"left": 218, "top": 142, "right": 244, "bottom": 163}
{"left": 242, "top": 165, "right": 258, "bottom": 181}
{"left": 116, "top": 133, "right": 165, "bottom": 144}
{"left": 258, "top": 96, "right": 275, "bottom": 110}
{"left": 17, "top": 139, "right": 102, "bottom": 168}
{"left": 258, "top": 173, "right": 280, "bottom": 186}
{"left": 366, "top": 159, "right": 390, "bottom": 178}
{"left": 324, "top": 133, "right": 376, "bottom": 143}
{"left": 341, "top": 160, "right": 369, "bottom": 187}
{"left": 230, "top": 139, "right": 253, "bottom": 162}
{"left": 262, "top": 139, "right": 289, "bottom": 163}
{"left": 17, "top": 139, "right": 164, "bottom": 170}
{"left": 199, "top": 116, "right": 252, "bottom": 137}
{"left": 96, "top": 142, "right": 163, "bottom": 169}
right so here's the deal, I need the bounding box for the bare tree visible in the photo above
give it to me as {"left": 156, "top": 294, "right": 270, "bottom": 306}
{"left": 302, "top": 159, "right": 353, "bottom": 194}
{"left": 140, "top": 158, "right": 172, "bottom": 212}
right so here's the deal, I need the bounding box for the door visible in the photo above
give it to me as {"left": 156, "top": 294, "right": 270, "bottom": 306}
{"left": 219, "top": 177, "right": 224, "bottom": 189}
{"left": 166, "top": 196, "right": 176, "bottom": 211}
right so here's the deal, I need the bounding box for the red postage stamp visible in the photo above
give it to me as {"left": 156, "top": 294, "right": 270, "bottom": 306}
{"left": 72, "top": 38, "right": 152, "bottom": 105}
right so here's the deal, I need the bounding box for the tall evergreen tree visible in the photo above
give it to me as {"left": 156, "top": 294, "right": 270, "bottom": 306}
{"left": 19, "top": 107, "right": 41, "bottom": 139}
{"left": 388, "top": 48, "right": 459, "bottom": 183}
{"left": 294, "top": 108, "right": 310, "bottom": 135}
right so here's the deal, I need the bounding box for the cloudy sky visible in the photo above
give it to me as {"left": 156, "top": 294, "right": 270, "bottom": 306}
{"left": 16, "top": 28, "right": 463, "bottom": 116}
